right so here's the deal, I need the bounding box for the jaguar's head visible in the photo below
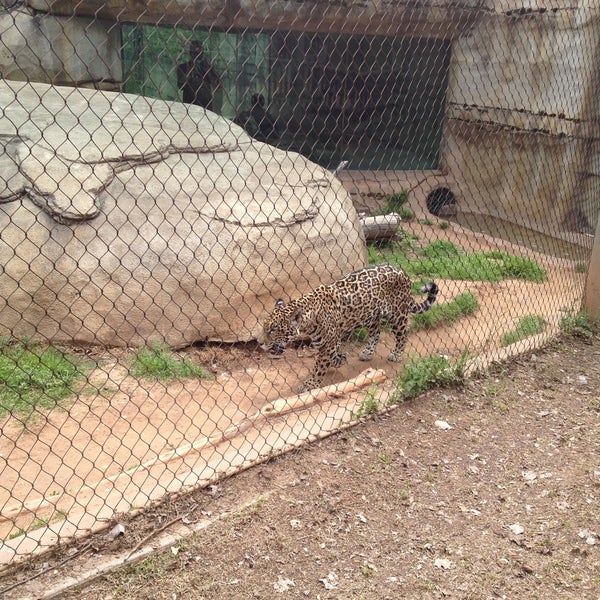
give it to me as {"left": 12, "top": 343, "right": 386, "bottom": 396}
{"left": 259, "top": 299, "right": 301, "bottom": 356}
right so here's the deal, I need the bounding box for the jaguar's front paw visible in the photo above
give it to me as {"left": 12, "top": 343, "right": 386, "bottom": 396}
{"left": 297, "top": 378, "right": 320, "bottom": 393}
{"left": 359, "top": 349, "right": 374, "bottom": 361}
{"left": 331, "top": 353, "right": 348, "bottom": 367}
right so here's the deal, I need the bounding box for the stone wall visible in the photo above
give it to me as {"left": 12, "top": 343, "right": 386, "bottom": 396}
{"left": 6, "top": 0, "right": 600, "bottom": 234}
{"left": 0, "top": 5, "right": 121, "bottom": 89}
{"left": 442, "top": 2, "right": 600, "bottom": 234}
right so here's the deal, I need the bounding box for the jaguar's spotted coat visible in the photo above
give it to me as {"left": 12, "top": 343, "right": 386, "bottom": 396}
{"left": 260, "top": 264, "right": 439, "bottom": 391}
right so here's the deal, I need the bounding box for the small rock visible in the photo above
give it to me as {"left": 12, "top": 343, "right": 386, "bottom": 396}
{"left": 319, "top": 572, "right": 339, "bottom": 590}
{"left": 273, "top": 575, "right": 295, "bottom": 592}
{"left": 434, "top": 420, "right": 452, "bottom": 430}
{"left": 509, "top": 523, "right": 525, "bottom": 535}
{"left": 434, "top": 558, "right": 454, "bottom": 569}
{"left": 578, "top": 529, "right": 597, "bottom": 545}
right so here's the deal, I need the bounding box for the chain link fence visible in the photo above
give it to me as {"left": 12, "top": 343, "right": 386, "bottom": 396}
{"left": 1, "top": 0, "right": 598, "bottom": 569}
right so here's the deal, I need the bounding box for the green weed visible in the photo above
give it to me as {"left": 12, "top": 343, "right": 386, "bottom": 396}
{"left": 559, "top": 309, "right": 597, "bottom": 339}
{"left": 392, "top": 350, "right": 468, "bottom": 403}
{"left": 501, "top": 315, "right": 547, "bottom": 346}
{"left": 412, "top": 292, "right": 479, "bottom": 331}
{"left": 382, "top": 190, "right": 408, "bottom": 214}
{"left": 129, "top": 343, "right": 213, "bottom": 381}
{"left": 354, "top": 386, "right": 381, "bottom": 418}
{"left": 0, "top": 339, "right": 90, "bottom": 418}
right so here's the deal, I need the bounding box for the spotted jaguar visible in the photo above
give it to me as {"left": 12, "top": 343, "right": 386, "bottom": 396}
{"left": 260, "top": 264, "right": 439, "bottom": 392}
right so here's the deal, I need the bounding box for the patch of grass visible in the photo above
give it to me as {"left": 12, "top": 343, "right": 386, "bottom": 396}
{"left": 574, "top": 262, "right": 587, "bottom": 273}
{"left": 412, "top": 291, "right": 479, "bottom": 331}
{"left": 130, "top": 343, "right": 213, "bottom": 381}
{"left": 353, "top": 386, "right": 381, "bottom": 418}
{"left": 419, "top": 218, "right": 433, "bottom": 226}
{"left": 9, "top": 509, "right": 70, "bottom": 540}
{"left": 439, "top": 221, "right": 450, "bottom": 229}
{"left": 369, "top": 239, "right": 547, "bottom": 284}
{"left": 349, "top": 327, "right": 369, "bottom": 343}
{"left": 124, "top": 550, "right": 180, "bottom": 582}
{"left": 0, "top": 339, "right": 90, "bottom": 418}
{"left": 501, "top": 315, "right": 547, "bottom": 346}
{"left": 559, "top": 309, "right": 597, "bottom": 339}
{"left": 382, "top": 190, "right": 408, "bottom": 214}
{"left": 391, "top": 350, "right": 469, "bottom": 403}
{"left": 398, "top": 208, "right": 414, "bottom": 220}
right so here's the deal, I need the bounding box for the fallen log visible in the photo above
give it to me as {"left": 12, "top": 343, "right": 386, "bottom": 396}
{"left": 360, "top": 213, "right": 402, "bottom": 240}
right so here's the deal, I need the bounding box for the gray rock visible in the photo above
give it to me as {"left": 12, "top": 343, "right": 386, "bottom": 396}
{"left": 0, "top": 80, "right": 366, "bottom": 348}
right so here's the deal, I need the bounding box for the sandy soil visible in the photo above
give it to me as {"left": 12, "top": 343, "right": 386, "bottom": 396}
{"left": 2, "top": 327, "right": 598, "bottom": 600}
{"left": 0, "top": 207, "right": 590, "bottom": 574}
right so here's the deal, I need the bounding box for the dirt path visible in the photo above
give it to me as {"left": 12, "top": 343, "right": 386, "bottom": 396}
{"left": 2, "top": 329, "right": 598, "bottom": 599}
{"left": 0, "top": 224, "right": 586, "bottom": 562}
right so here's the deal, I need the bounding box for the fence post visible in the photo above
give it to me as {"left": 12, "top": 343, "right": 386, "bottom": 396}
{"left": 584, "top": 211, "right": 600, "bottom": 320}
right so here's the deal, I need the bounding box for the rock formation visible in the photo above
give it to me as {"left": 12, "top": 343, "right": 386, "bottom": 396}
{"left": 0, "top": 79, "right": 366, "bottom": 348}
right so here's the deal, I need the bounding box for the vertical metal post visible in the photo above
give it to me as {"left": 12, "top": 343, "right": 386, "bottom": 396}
{"left": 584, "top": 211, "right": 600, "bottom": 320}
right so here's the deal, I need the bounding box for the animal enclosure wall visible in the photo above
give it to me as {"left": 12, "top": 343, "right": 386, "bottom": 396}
{"left": 0, "top": 0, "right": 599, "bottom": 574}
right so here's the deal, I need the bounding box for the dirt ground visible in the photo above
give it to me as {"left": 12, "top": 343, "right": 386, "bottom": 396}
{"left": 2, "top": 328, "right": 598, "bottom": 599}
{"left": 0, "top": 197, "right": 590, "bottom": 572}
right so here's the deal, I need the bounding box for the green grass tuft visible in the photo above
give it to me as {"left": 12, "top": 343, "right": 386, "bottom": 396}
{"left": 382, "top": 190, "right": 408, "bottom": 214}
{"left": 391, "top": 350, "right": 468, "bottom": 403}
{"left": 412, "top": 292, "right": 479, "bottom": 331}
{"left": 369, "top": 239, "right": 547, "bottom": 284}
{"left": 559, "top": 309, "right": 597, "bottom": 338}
{"left": 0, "top": 339, "right": 89, "bottom": 418}
{"left": 130, "top": 343, "right": 213, "bottom": 381}
{"left": 501, "top": 315, "right": 547, "bottom": 346}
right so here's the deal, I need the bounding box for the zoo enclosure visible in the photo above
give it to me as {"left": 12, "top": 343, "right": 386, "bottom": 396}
{"left": 0, "top": 0, "right": 599, "bottom": 572}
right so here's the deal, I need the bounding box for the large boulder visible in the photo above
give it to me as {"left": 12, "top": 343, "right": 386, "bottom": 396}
{"left": 0, "top": 80, "right": 366, "bottom": 348}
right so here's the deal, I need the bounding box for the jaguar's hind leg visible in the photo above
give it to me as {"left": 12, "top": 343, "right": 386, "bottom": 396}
{"left": 387, "top": 313, "right": 409, "bottom": 362}
{"left": 358, "top": 319, "right": 382, "bottom": 361}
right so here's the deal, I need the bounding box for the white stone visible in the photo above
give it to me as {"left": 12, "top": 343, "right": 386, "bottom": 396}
{"left": 0, "top": 80, "right": 366, "bottom": 348}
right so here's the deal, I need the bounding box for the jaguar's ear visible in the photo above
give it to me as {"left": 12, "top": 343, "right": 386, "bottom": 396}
{"left": 275, "top": 299, "right": 285, "bottom": 309}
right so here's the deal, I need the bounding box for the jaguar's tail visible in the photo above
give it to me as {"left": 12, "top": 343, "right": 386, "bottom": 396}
{"left": 410, "top": 282, "right": 438, "bottom": 314}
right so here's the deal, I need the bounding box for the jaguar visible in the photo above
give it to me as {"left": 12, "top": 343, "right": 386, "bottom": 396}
{"left": 260, "top": 264, "right": 439, "bottom": 392}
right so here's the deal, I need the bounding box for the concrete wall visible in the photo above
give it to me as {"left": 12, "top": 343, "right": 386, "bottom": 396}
{"left": 442, "top": 2, "right": 600, "bottom": 234}
{"left": 0, "top": 5, "right": 121, "bottom": 88}
{"left": 5, "top": 1, "right": 600, "bottom": 235}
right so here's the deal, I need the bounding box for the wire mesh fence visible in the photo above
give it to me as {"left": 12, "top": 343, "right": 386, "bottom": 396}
{"left": 0, "top": 0, "right": 598, "bottom": 569}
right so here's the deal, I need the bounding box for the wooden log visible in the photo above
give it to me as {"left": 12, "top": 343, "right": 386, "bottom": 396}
{"left": 360, "top": 213, "right": 402, "bottom": 240}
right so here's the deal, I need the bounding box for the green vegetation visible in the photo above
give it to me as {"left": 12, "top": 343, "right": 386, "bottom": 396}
{"left": 419, "top": 218, "right": 433, "bottom": 226}
{"left": 559, "top": 309, "right": 597, "bottom": 339}
{"left": 369, "top": 239, "right": 547, "bottom": 284}
{"left": 501, "top": 315, "right": 547, "bottom": 346}
{"left": 9, "top": 510, "right": 69, "bottom": 540}
{"left": 439, "top": 221, "right": 450, "bottom": 230}
{"left": 0, "top": 339, "right": 90, "bottom": 418}
{"left": 412, "top": 291, "right": 479, "bottom": 331}
{"left": 392, "top": 350, "right": 468, "bottom": 403}
{"left": 574, "top": 262, "right": 587, "bottom": 273}
{"left": 129, "top": 343, "right": 213, "bottom": 381}
{"left": 382, "top": 190, "right": 408, "bottom": 214}
{"left": 353, "top": 386, "right": 382, "bottom": 418}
